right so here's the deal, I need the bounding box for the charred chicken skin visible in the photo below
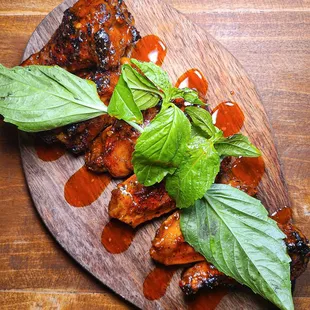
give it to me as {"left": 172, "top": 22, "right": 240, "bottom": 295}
{"left": 21, "top": 0, "right": 140, "bottom": 72}
{"left": 108, "top": 174, "right": 176, "bottom": 228}
{"left": 151, "top": 211, "right": 310, "bottom": 295}
{"left": 180, "top": 261, "right": 235, "bottom": 295}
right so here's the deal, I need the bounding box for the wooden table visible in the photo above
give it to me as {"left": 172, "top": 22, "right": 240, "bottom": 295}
{"left": 0, "top": 0, "right": 309, "bottom": 309}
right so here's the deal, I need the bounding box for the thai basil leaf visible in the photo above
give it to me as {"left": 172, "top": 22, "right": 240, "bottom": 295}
{"left": 131, "top": 59, "right": 172, "bottom": 93}
{"left": 185, "top": 106, "right": 220, "bottom": 138}
{"left": 121, "top": 64, "right": 162, "bottom": 110}
{"left": 0, "top": 65, "right": 107, "bottom": 132}
{"left": 214, "top": 134, "right": 261, "bottom": 157}
{"left": 108, "top": 74, "right": 143, "bottom": 124}
{"left": 132, "top": 104, "right": 191, "bottom": 186}
{"left": 170, "top": 87, "right": 204, "bottom": 105}
{"left": 181, "top": 184, "right": 293, "bottom": 310}
{"left": 166, "top": 136, "right": 220, "bottom": 209}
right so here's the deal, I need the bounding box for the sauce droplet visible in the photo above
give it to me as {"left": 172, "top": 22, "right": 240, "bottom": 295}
{"left": 34, "top": 138, "right": 65, "bottom": 162}
{"left": 143, "top": 265, "right": 177, "bottom": 300}
{"left": 175, "top": 69, "right": 208, "bottom": 98}
{"left": 271, "top": 207, "right": 292, "bottom": 225}
{"left": 64, "top": 166, "right": 111, "bottom": 207}
{"left": 231, "top": 156, "right": 265, "bottom": 188}
{"left": 186, "top": 288, "right": 228, "bottom": 310}
{"left": 212, "top": 102, "right": 245, "bottom": 137}
{"left": 101, "top": 219, "right": 135, "bottom": 254}
{"left": 131, "top": 35, "right": 167, "bottom": 66}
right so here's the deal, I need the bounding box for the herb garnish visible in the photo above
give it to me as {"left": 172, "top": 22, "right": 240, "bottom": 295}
{"left": 0, "top": 60, "right": 293, "bottom": 310}
{"left": 181, "top": 184, "right": 293, "bottom": 310}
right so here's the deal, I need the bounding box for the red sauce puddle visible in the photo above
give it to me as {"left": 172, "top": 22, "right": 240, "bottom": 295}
{"left": 101, "top": 219, "right": 135, "bottom": 254}
{"left": 176, "top": 68, "right": 208, "bottom": 98}
{"left": 64, "top": 165, "right": 111, "bottom": 207}
{"left": 271, "top": 207, "right": 292, "bottom": 225}
{"left": 143, "top": 265, "right": 178, "bottom": 300}
{"left": 212, "top": 102, "right": 245, "bottom": 137}
{"left": 231, "top": 156, "right": 265, "bottom": 188}
{"left": 186, "top": 288, "right": 229, "bottom": 310}
{"left": 34, "top": 138, "right": 65, "bottom": 162}
{"left": 131, "top": 34, "right": 167, "bottom": 66}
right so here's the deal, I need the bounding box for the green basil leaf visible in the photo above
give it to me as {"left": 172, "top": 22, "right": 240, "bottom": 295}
{"left": 131, "top": 59, "right": 172, "bottom": 92}
{"left": 181, "top": 184, "right": 293, "bottom": 310}
{"left": 0, "top": 65, "right": 107, "bottom": 132}
{"left": 122, "top": 64, "right": 162, "bottom": 110}
{"left": 215, "top": 134, "right": 261, "bottom": 157}
{"left": 166, "top": 137, "right": 220, "bottom": 209}
{"left": 185, "top": 106, "right": 220, "bottom": 138}
{"left": 170, "top": 87, "right": 204, "bottom": 105}
{"left": 107, "top": 74, "right": 143, "bottom": 124}
{"left": 132, "top": 104, "right": 191, "bottom": 186}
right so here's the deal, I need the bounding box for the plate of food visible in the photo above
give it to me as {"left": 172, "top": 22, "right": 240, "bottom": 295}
{"left": 0, "top": 0, "right": 309, "bottom": 309}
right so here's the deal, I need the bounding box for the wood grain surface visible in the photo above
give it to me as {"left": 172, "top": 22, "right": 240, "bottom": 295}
{"left": 0, "top": 0, "right": 309, "bottom": 309}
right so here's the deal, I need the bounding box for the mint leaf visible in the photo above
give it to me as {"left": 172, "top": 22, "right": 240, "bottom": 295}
{"left": 185, "top": 106, "right": 220, "bottom": 138}
{"left": 170, "top": 87, "right": 204, "bottom": 105}
{"left": 0, "top": 65, "right": 107, "bottom": 132}
{"left": 122, "top": 64, "right": 162, "bottom": 110}
{"left": 215, "top": 134, "right": 261, "bottom": 157}
{"left": 166, "top": 136, "right": 220, "bottom": 209}
{"left": 132, "top": 104, "right": 191, "bottom": 186}
{"left": 181, "top": 184, "right": 293, "bottom": 310}
{"left": 131, "top": 59, "right": 172, "bottom": 93}
{"left": 108, "top": 74, "right": 143, "bottom": 124}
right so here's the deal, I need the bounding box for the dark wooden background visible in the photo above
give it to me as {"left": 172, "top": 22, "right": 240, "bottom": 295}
{"left": 0, "top": 0, "right": 309, "bottom": 308}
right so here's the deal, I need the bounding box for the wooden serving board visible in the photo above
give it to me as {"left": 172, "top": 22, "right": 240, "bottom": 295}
{"left": 20, "top": 0, "right": 291, "bottom": 309}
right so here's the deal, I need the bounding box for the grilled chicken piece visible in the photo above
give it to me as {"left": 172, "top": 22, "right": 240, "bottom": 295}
{"left": 150, "top": 212, "right": 204, "bottom": 265}
{"left": 85, "top": 107, "right": 159, "bottom": 176}
{"left": 108, "top": 175, "right": 176, "bottom": 227}
{"left": 180, "top": 261, "right": 234, "bottom": 295}
{"left": 21, "top": 0, "right": 140, "bottom": 72}
{"left": 40, "top": 114, "right": 113, "bottom": 154}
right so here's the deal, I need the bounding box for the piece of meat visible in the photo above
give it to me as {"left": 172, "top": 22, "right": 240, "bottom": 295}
{"left": 21, "top": 0, "right": 140, "bottom": 72}
{"left": 85, "top": 107, "right": 159, "bottom": 175}
{"left": 84, "top": 125, "right": 112, "bottom": 172}
{"left": 150, "top": 212, "right": 204, "bottom": 265}
{"left": 179, "top": 261, "right": 235, "bottom": 295}
{"left": 40, "top": 114, "right": 113, "bottom": 154}
{"left": 108, "top": 175, "right": 176, "bottom": 227}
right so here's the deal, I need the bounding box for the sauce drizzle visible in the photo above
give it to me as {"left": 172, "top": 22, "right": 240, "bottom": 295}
{"left": 64, "top": 165, "right": 111, "bottom": 207}
{"left": 101, "top": 219, "right": 135, "bottom": 254}
{"left": 34, "top": 138, "right": 65, "bottom": 162}
{"left": 176, "top": 69, "right": 208, "bottom": 98}
{"left": 271, "top": 207, "right": 292, "bottom": 225}
{"left": 186, "top": 288, "right": 229, "bottom": 310}
{"left": 212, "top": 102, "right": 244, "bottom": 137}
{"left": 143, "top": 265, "right": 177, "bottom": 300}
{"left": 231, "top": 156, "right": 265, "bottom": 189}
{"left": 131, "top": 35, "right": 167, "bottom": 66}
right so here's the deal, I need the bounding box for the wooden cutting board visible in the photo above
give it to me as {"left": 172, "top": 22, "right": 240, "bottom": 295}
{"left": 19, "top": 0, "right": 291, "bottom": 309}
